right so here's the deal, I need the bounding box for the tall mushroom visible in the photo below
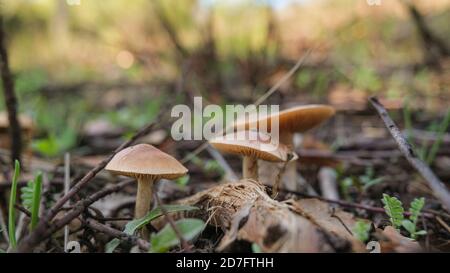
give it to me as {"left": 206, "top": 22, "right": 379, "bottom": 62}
{"left": 106, "top": 144, "right": 188, "bottom": 221}
{"left": 209, "top": 130, "right": 291, "bottom": 180}
{"left": 235, "top": 105, "right": 335, "bottom": 190}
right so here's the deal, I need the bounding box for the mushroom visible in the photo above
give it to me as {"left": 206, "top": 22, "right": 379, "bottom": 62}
{"left": 235, "top": 105, "right": 335, "bottom": 190}
{"left": 105, "top": 144, "right": 188, "bottom": 221}
{"left": 209, "top": 130, "right": 291, "bottom": 180}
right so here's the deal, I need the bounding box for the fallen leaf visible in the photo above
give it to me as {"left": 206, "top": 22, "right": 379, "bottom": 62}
{"left": 291, "top": 198, "right": 366, "bottom": 252}
{"left": 377, "top": 226, "right": 423, "bottom": 253}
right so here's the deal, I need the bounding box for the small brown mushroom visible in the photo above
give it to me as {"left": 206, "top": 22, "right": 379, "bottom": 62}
{"left": 209, "top": 130, "right": 290, "bottom": 180}
{"left": 235, "top": 105, "right": 335, "bottom": 190}
{"left": 105, "top": 144, "right": 187, "bottom": 227}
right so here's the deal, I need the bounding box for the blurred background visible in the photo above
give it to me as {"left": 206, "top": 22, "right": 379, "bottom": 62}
{"left": 0, "top": 0, "right": 448, "bottom": 159}
{"left": 0, "top": 0, "right": 449, "bottom": 253}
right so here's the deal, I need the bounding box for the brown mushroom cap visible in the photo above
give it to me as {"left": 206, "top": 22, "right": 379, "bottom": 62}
{"left": 209, "top": 130, "right": 290, "bottom": 162}
{"left": 235, "top": 105, "right": 335, "bottom": 133}
{"left": 105, "top": 144, "right": 188, "bottom": 180}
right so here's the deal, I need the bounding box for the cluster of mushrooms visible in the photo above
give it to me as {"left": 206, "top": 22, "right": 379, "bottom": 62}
{"left": 210, "top": 105, "right": 335, "bottom": 191}
{"left": 105, "top": 104, "right": 335, "bottom": 237}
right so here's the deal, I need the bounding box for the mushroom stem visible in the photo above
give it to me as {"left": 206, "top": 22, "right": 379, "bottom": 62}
{"left": 280, "top": 132, "right": 298, "bottom": 191}
{"left": 135, "top": 177, "right": 154, "bottom": 238}
{"left": 242, "top": 156, "right": 258, "bottom": 180}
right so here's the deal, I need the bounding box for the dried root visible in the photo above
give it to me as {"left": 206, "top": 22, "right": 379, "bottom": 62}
{"left": 158, "top": 179, "right": 365, "bottom": 253}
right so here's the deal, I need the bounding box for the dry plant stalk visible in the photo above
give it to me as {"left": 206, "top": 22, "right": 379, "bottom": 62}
{"left": 160, "top": 180, "right": 365, "bottom": 253}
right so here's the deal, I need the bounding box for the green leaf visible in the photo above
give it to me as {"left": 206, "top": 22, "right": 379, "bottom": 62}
{"left": 415, "top": 230, "right": 427, "bottom": 236}
{"left": 352, "top": 220, "right": 371, "bottom": 243}
{"left": 381, "top": 194, "right": 404, "bottom": 229}
{"left": 251, "top": 243, "right": 262, "bottom": 253}
{"left": 105, "top": 204, "right": 198, "bottom": 253}
{"left": 409, "top": 197, "right": 425, "bottom": 225}
{"left": 175, "top": 175, "right": 190, "bottom": 187}
{"left": 20, "top": 172, "right": 43, "bottom": 231}
{"left": 30, "top": 173, "right": 43, "bottom": 230}
{"left": 105, "top": 238, "right": 121, "bottom": 253}
{"left": 401, "top": 220, "right": 415, "bottom": 235}
{"left": 8, "top": 160, "right": 20, "bottom": 249}
{"left": 0, "top": 248, "right": 5, "bottom": 253}
{"left": 425, "top": 109, "right": 450, "bottom": 165}
{"left": 123, "top": 205, "right": 198, "bottom": 236}
{"left": 150, "top": 218, "right": 205, "bottom": 253}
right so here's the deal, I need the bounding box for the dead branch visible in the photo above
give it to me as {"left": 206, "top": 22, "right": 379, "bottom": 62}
{"left": 84, "top": 219, "right": 150, "bottom": 251}
{"left": 369, "top": 96, "right": 450, "bottom": 212}
{"left": 404, "top": 1, "right": 449, "bottom": 66}
{"left": 15, "top": 179, "right": 134, "bottom": 252}
{"left": 152, "top": 1, "right": 188, "bottom": 59}
{"left": 274, "top": 186, "right": 438, "bottom": 220}
{"left": 0, "top": 14, "right": 22, "bottom": 165}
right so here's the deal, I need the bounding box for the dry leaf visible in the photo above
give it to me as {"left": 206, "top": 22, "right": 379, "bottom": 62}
{"left": 377, "top": 226, "right": 423, "bottom": 253}
{"left": 291, "top": 198, "right": 366, "bottom": 252}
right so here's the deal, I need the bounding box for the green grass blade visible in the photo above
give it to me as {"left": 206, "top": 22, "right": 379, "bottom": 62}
{"left": 8, "top": 160, "right": 20, "bottom": 249}
{"left": 30, "top": 172, "right": 43, "bottom": 230}
{"left": 426, "top": 109, "right": 450, "bottom": 165}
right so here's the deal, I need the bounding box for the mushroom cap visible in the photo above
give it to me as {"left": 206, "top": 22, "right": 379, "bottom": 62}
{"left": 105, "top": 144, "right": 188, "bottom": 180}
{"left": 209, "top": 130, "right": 291, "bottom": 162}
{"left": 0, "top": 112, "right": 34, "bottom": 131}
{"left": 235, "top": 104, "right": 335, "bottom": 134}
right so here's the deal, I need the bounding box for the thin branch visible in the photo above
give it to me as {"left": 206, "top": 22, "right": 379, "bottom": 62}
{"left": 274, "top": 186, "right": 437, "bottom": 219}
{"left": 14, "top": 204, "right": 31, "bottom": 218}
{"left": 369, "top": 96, "right": 450, "bottom": 212}
{"left": 206, "top": 145, "right": 238, "bottom": 181}
{"left": 404, "top": 1, "right": 448, "bottom": 64}
{"left": 84, "top": 219, "right": 150, "bottom": 251}
{"left": 16, "top": 179, "right": 134, "bottom": 252}
{"left": 0, "top": 14, "right": 22, "bottom": 165}
{"left": 152, "top": 1, "right": 188, "bottom": 59}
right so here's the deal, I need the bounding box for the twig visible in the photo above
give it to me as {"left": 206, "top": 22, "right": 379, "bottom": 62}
{"left": 63, "top": 153, "right": 70, "bottom": 252}
{"left": 152, "top": 1, "right": 188, "bottom": 59}
{"left": 404, "top": 1, "right": 449, "bottom": 65}
{"left": 16, "top": 179, "right": 134, "bottom": 252}
{"left": 154, "top": 192, "right": 191, "bottom": 252}
{"left": 0, "top": 204, "right": 9, "bottom": 242}
{"left": 84, "top": 219, "right": 150, "bottom": 251}
{"left": 14, "top": 204, "right": 31, "bottom": 218}
{"left": 0, "top": 156, "right": 10, "bottom": 181}
{"left": 369, "top": 96, "right": 450, "bottom": 212}
{"left": 435, "top": 216, "right": 450, "bottom": 234}
{"left": 206, "top": 146, "right": 238, "bottom": 181}
{"left": 269, "top": 185, "right": 437, "bottom": 219}
{"left": 0, "top": 14, "right": 22, "bottom": 165}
